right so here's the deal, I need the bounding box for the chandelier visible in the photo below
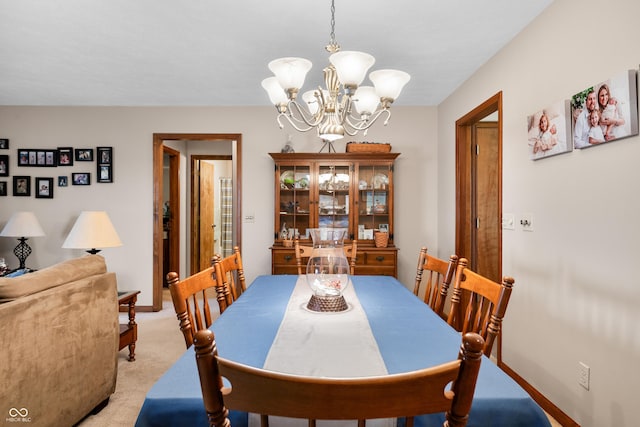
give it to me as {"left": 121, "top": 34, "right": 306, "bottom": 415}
{"left": 261, "top": 0, "right": 410, "bottom": 151}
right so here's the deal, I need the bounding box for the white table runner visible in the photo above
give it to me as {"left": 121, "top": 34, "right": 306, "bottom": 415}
{"left": 250, "top": 276, "right": 391, "bottom": 427}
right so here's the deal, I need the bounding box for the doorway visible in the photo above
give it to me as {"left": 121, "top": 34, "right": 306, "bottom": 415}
{"left": 152, "top": 133, "right": 242, "bottom": 312}
{"left": 455, "top": 92, "right": 503, "bottom": 358}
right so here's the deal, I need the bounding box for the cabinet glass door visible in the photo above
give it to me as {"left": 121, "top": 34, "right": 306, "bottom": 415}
{"left": 356, "top": 164, "right": 391, "bottom": 242}
{"left": 277, "top": 165, "right": 310, "bottom": 240}
{"left": 317, "top": 164, "right": 351, "bottom": 238}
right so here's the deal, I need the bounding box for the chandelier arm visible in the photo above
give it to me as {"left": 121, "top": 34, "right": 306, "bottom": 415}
{"left": 287, "top": 100, "right": 326, "bottom": 128}
{"left": 344, "top": 108, "right": 392, "bottom": 132}
{"left": 277, "top": 113, "right": 315, "bottom": 133}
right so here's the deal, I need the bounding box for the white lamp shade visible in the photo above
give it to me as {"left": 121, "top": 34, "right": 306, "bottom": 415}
{"left": 62, "top": 211, "right": 122, "bottom": 250}
{"left": 268, "top": 57, "right": 312, "bottom": 91}
{"left": 0, "top": 212, "right": 45, "bottom": 237}
{"left": 369, "top": 69, "right": 411, "bottom": 101}
{"left": 353, "top": 86, "right": 380, "bottom": 115}
{"left": 329, "top": 51, "right": 375, "bottom": 86}
{"left": 261, "top": 77, "right": 288, "bottom": 105}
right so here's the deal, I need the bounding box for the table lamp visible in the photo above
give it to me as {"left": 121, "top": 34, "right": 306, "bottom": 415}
{"left": 62, "top": 211, "right": 122, "bottom": 254}
{"left": 0, "top": 211, "right": 46, "bottom": 270}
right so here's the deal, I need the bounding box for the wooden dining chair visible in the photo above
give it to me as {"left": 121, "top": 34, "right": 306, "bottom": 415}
{"left": 446, "top": 258, "right": 515, "bottom": 357}
{"left": 413, "top": 247, "right": 459, "bottom": 320}
{"left": 193, "top": 328, "right": 484, "bottom": 427}
{"left": 294, "top": 239, "right": 357, "bottom": 275}
{"left": 167, "top": 266, "right": 220, "bottom": 349}
{"left": 212, "top": 246, "right": 246, "bottom": 314}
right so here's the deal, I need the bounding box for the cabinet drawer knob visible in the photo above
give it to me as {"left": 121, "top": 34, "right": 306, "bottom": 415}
{"left": 375, "top": 256, "right": 385, "bottom": 262}
{"left": 284, "top": 255, "right": 292, "bottom": 262}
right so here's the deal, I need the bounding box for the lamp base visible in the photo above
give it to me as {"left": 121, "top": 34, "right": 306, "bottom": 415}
{"left": 306, "top": 294, "right": 348, "bottom": 312}
{"left": 14, "top": 237, "right": 32, "bottom": 270}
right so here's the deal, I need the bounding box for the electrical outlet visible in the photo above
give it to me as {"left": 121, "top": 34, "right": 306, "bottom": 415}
{"left": 578, "top": 362, "right": 590, "bottom": 390}
{"left": 520, "top": 213, "right": 534, "bottom": 231}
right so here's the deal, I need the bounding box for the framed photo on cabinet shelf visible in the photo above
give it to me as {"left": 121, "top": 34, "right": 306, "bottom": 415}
{"left": 378, "top": 224, "right": 389, "bottom": 233}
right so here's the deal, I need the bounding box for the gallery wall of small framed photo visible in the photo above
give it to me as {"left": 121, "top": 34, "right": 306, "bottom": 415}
{"left": 35, "top": 177, "right": 54, "bottom": 199}
{"left": 72, "top": 172, "right": 91, "bottom": 185}
{"left": 75, "top": 148, "right": 94, "bottom": 161}
{"left": 13, "top": 176, "right": 31, "bottom": 196}
{"left": 96, "top": 146, "right": 113, "bottom": 183}
{"left": 0, "top": 181, "right": 7, "bottom": 196}
{"left": 57, "top": 147, "right": 74, "bottom": 166}
{"left": 0, "top": 154, "right": 8, "bottom": 177}
{"left": 0, "top": 139, "right": 8, "bottom": 149}
{"left": 58, "top": 176, "right": 68, "bottom": 187}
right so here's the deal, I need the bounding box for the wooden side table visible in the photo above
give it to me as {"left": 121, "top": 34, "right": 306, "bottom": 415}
{"left": 118, "top": 290, "right": 141, "bottom": 361}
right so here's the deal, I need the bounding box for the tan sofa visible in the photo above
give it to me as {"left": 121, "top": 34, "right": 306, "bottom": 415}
{"left": 0, "top": 255, "right": 119, "bottom": 427}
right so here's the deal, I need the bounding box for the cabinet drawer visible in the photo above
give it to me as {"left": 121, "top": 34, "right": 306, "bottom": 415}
{"left": 272, "top": 249, "right": 297, "bottom": 266}
{"left": 363, "top": 251, "right": 396, "bottom": 267}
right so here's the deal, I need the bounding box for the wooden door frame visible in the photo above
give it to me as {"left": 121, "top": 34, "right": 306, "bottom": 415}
{"left": 189, "top": 155, "right": 232, "bottom": 274}
{"left": 152, "top": 133, "right": 242, "bottom": 311}
{"left": 455, "top": 91, "right": 503, "bottom": 358}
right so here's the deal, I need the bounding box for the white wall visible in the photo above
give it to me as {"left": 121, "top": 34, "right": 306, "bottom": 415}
{"left": 437, "top": 0, "right": 640, "bottom": 425}
{"left": 0, "top": 105, "right": 435, "bottom": 306}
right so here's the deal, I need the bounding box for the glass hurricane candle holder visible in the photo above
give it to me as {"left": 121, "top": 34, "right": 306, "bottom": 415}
{"left": 305, "top": 228, "right": 350, "bottom": 312}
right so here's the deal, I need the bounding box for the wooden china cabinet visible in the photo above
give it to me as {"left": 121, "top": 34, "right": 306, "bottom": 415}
{"left": 270, "top": 152, "right": 399, "bottom": 277}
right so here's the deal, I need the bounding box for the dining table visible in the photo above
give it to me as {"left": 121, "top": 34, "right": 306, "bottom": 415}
{"left": 135, "top": 274, "right": 551, "bottom": 427}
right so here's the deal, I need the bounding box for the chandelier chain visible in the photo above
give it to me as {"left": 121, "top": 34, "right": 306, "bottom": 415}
{"left": 326, "top": 0, "right": 340, "bottom": 53}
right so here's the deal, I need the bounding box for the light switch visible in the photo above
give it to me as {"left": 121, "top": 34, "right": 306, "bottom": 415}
{"left": 502, "top": 213, "right": 515, "bottom": 230}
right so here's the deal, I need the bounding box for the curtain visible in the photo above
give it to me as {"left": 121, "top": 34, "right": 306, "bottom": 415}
{"left": 219, "top": 177, "right": 233, "bottom": 257}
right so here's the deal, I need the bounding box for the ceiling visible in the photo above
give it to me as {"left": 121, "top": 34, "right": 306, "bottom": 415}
{"left": 0, "top": 0, "right": 553, "bottom": 107}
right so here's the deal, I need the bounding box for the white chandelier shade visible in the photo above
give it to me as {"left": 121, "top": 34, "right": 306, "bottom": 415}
{"left": 328, "top": 51, "right": 375, "bottom": 88}
{"left": 261, "top": 0, "right": 410, "bottom": 149}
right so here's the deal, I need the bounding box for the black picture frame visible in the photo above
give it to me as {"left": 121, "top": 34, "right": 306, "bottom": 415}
{"left": 0, "top": 181, "right": 7, "bottom": 196}
{"left": 58, "top": 176, "right": 68, "bottom": 187}
{"left": 13, "top": 176, "right": 31, "bottom": 196}
{"left": 75, "top": 148, "right": 94, "bottom": 162}
{"left": 0, "top": 155, "right": 8, "bottom": 177}
{"left": 57, "top": 147, "right": 74, "bottom": 166}
{"left": 72, "top": 172, "right": 91, "bottom": 185}
{"left": 18, "top": 149, "right": 57, "bottom": 167}
{"left": 0, "top": 139, "right": 8, "bottom": 149}
{"left": 97, "top": 165, "right": 112, "bottom": 183}
{"left": 18, "top": 150, "right": 29, "bottom": 166}
{"left": 35, "top": 177, "right": 54, "bottom": 199}
{"left": 97, "top": 146, "right": 113, "bottom": 183}
{"left": 97, "top": 146, "right": 112, "bottom": 165}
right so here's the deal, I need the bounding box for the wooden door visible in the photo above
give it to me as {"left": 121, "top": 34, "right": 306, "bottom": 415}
{"left": 198, "top": 161, "right": 216, "bottom": 271}
{"left": 473, "top": 122, "right": 500, "bottom": 282}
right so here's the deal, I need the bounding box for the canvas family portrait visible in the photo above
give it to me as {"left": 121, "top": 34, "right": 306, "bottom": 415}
{"left": 527, "top": 99, "right": 571, "bottom": 160}
{"left": 571, "top": 69, "right": 639, "bottom": 149}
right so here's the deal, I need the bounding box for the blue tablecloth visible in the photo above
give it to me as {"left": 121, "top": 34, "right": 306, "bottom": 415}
{"left": 135, "top": 275, "right": 550, "bottom": 427}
